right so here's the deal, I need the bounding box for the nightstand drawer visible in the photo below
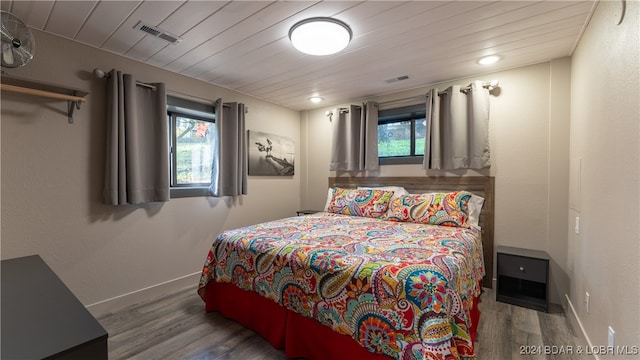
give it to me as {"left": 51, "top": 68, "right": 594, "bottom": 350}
{"left": 497, "top": 253, "right": 547, "bottom": 283}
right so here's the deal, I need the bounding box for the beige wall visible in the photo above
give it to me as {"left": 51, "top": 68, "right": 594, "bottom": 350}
{"left": 568, "top": 0, "right": 639, "bottom": 352}
{"left": 1, "top": 30, "right": 301, "bottom": 316}
{"left": 301, "top": 60, "right": 572, "bottom": 305}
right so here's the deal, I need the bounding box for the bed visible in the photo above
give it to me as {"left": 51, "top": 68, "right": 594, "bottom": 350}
{"left": 198, "top": 176, "right": 495, "bottom": 360}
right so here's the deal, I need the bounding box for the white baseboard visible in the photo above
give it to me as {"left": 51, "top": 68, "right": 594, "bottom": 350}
{"left": 86, "top": 271, "right": 201, "bottom": 318}
{"left": 565, "top": 294, "right": 599, "bottom": 360}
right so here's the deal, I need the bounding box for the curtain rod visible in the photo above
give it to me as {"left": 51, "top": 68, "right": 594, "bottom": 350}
{"left": 326, "top": 80, "right": 500, "bottom": 117}
{"left": 324, "top": 106, "right": 355, "bottom": 119}
{"left": 93, "top": 68, "right": 157, "bottom": 89}
{"left": 93, "top": 68, "right": 249, "bottom": 113}
{"left": 167, "top": 89, "right": 248, "bottom": 113}
{"left": 377, "top": 80, "right": 499, "bottom": 107}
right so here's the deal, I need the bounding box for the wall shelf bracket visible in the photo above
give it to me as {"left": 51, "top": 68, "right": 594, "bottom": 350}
{"left": 67, "top": 95, "right": 83, "bottom": 124}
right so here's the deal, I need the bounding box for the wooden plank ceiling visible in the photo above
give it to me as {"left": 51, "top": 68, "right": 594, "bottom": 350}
{"left": 1, "top": 1, "right": 596, "bottom": 111}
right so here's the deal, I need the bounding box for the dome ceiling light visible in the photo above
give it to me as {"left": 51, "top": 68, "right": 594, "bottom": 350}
{"left": 289, "top": 17, "right": 352, "bottom": 56}
{"left": 477, "top": 55, "right": 501, "bottom": 65}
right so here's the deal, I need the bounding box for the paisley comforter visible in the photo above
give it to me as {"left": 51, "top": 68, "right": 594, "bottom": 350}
{"left": 197, "top": 212, "right": 484, "bottom": 360}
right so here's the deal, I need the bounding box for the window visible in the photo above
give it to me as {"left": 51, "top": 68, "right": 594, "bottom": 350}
{"left": 167, "top": 96, "right": 216, "bottom": 198}
{"left": 377, "top": 103, "right": 426, "bottom": 165}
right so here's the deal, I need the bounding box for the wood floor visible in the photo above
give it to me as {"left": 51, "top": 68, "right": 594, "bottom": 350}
{"left": 98, "top": 286, "right": 587, "bottom": 360}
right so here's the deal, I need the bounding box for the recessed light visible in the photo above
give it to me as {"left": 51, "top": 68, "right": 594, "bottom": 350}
{"left": 478, "top": 55, "right": 501, "bottom": 65}
{"left": 289, "top": 17, "right": 352, "bottom": 56}
{"left": 309, "top": 96, "right": 324, "bottom": 103}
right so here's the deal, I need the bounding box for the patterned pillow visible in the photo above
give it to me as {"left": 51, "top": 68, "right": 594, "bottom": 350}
{"left": 327, "top": 188, "right": 394, "bottom": 218}
{"left": 385, "top": 191, "right": 472, "bottom": 227}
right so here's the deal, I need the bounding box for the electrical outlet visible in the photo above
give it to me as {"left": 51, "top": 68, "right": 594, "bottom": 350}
{"left": 575, "top": 216, "right": 580, "bottom": 234}
{"left": 608, "top": 326, "right": 615, "bottom": 347}
{"left": 585, "top": 292, "right": 590, "bottom": 313}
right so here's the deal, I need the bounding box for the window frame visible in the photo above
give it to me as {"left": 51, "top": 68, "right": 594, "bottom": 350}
{"left": 167, "top": 96, "right": 216, "bottom": 198}
{"left": 377, "top": 103, "right": 426, "bottom": 165}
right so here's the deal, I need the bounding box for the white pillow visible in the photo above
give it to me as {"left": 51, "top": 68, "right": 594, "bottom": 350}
{"left": 323, "top": 188, "right": 334, "bottom": 211}
{"left": 468, "top": 194, "right": 485, "bottom": 227}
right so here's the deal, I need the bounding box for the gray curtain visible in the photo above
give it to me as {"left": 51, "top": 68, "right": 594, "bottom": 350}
{"left": 423, "top": 80, "right": 490, "bottom": 170}
{"left": 104, "top": 70, "right": 169, "bottom": 205}
{"left": 209, "top": 98, "right": 247, "bottom": 197}
{"left": 330, "top": 101, "right": 379, "bottom": 171}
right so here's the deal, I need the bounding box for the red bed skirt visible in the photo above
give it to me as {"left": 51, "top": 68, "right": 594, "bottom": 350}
{"left": 204, "top": 281, "right": 480, "bottom": 359}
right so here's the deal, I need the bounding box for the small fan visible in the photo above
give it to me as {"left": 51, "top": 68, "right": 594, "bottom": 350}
{"left": 1, "top": 11, "right": 35, "bottom": 68}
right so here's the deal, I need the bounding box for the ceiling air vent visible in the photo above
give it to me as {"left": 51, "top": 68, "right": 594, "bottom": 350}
{"left": 385, "top": 75, "right": 410, "bottom": 84}
{"left": 133, "top": 21, "right": 182, "bottom": 44}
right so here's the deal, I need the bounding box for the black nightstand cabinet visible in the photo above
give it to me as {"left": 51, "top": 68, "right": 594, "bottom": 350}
{"left": 496, "top": 246, "right": 550, "bottom": 312}
{"left": 296, "top": 210, "right": 321, "bottom": 216}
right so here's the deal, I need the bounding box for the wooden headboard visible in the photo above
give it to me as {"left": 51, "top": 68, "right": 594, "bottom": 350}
{"left": 328, "top": 176, "right": 495, "bottom": 289}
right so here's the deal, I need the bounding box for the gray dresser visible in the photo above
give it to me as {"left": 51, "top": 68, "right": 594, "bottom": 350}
{"left": 1, "top": 255, "right": 108, "bottom": 359}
